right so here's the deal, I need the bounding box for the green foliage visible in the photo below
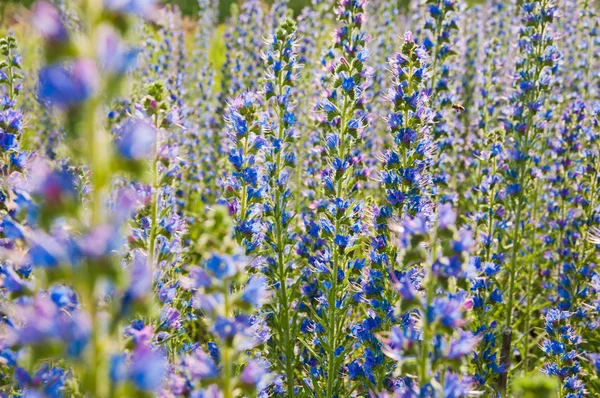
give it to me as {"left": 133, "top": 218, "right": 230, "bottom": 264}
{"left": 512, "top": 373, "right": 559, "bottom": 398}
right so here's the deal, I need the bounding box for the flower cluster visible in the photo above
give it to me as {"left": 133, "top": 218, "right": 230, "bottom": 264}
{"left": 260, "top": 17, "right": 301, "bottom": 396}
{"left": 222, "top": 92, "right": 266, "bottom": 253}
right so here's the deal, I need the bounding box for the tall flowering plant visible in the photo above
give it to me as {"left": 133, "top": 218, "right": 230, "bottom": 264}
{"left": 222, "top": 92, "right": 266, "bottom": 254}
{"left": 382, "top": 204, "right": 478, "bottom": 396}
{"left": 500, "top": 1, "right": 559, "bottom": 393}
{"left": 349, "top": 30, "right": 435, "bottom": 393}
{"left": 261, "top": 17, "right": 302, "bottom": 395}
{"left": 420, "top": 0, "right": 463, "bottom": 200}
{"left": 0, "top": 1, "right": 166, "bottom": 396}
{"left": 163, "top": 207, "right": 271, "bottom": 398}
{"left": 300, "top": 0, "right": 371, "bottom": 396}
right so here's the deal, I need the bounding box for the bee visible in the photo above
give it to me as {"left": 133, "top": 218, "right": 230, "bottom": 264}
{"left": 452, "top": 103, "right": 465, "bottom": 113}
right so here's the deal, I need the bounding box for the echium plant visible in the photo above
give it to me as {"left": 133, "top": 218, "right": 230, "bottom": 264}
{"left": 382, "top": 204, "right": 478, "bottom": 396}
{"left": 578, "top": 104, "right": 600, "bottom": 286}
{"left": 454, "top": 6, "right": 480, "bottom": 136}
{"left": 221, "top": 0, "right": 265, "bottom": 99}
{"left": 127, "top": 81, "right": 185, "bottom": 284}
{"left": 0, "top": 34, "right": 30, "bottom": 393}
{"left": 222, "top": 92, "right": 266, "bottom": 253}
{"left": 578, "top": 0, "right": 600, "bottom": 102}
{"left": 351, "top": 31, "right": 434, "bottom": 392}
{"left": 0, "top": 35, "right": 22, "bottom": 105}
{"left": 362, "top": 0, "right": 398, "bottom": 156}
{"left": 180, "top": 0, "right": 221, "bottom": 214}
{"left": 542, "top": 100, "right": 588, "bottom": 312}
{"left": 584, "top": 272, "right": 600, "bottom": 391}
{"left": 420, "top": 0, "right": 461, "bottom": 181}
{"left": 500, "top": 0, "right": 559, "bottom": 393}
{"left": 0, "top": 1, "right": 165, "bottom": 396}
{"left": 120, "top": 81, "right": 187, "bottom": 358}
{"left": 377, "top": 31, "right": 434, "bottom": 257}
{"left": 420, "top": 0, "right": 461, "bottom": 95}
{"left": 466, "top": 4, "right": 513, "bottom": 390}
{"left": 459, "top": 8, "right": 508, "bottom": 394}
{"left": 540, "top": 310, "right": 585, "bottom": 397}
{"left": 303, "top": 0, "right": 371, "bottom": 395}
{"left": 0, "top": 35, "right": 25, "bottom": 185}
{"left": 260, "top": 18, "right": 302, "bottom": 395}
{"left": 555, "top": 0, "right": 598, "bottom": 102}
{"left": 293, "top": 0, "right": 331, "bottom": 217}
{"left": 165, "top": 207, "right": 272, "bottom": 398}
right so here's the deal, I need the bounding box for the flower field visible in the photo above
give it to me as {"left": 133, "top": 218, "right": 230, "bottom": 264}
{"left": 0, "top": 0, "right": 599, "bottom": 397}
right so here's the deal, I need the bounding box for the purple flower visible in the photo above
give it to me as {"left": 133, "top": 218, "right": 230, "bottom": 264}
{"left": 104, "top": 0, "right": 157, "bottom": 17}
{"left": 213, "top": 316, "right": 237, "bottom": 339}
{"left": 32, "top": 1, "right": 68, "bottom": 43}
{"left": 116, "top": 121, "right": 156, "bottom": 160}
{"left": 341, "top": 76, "right": 355, "bottom": 92}
{"left": 240, "top": 359, "right": 268, "bottom": 386}
{"left": 128, "top": 343, "right": 166, "bottom": 391}
{"left": 430, "top": 296, "right": 466, "bottom": 328}
{"left": 126, "top": 250, "right": 151, "bottom": 299}
{"left": 186, "top": 348, "right": 219, "bottom": 379}
{"left": 446, "top": 331, "right": 480, "bottom": 359}
{"left": 9, "top": 296, "right": 90, "bottom": 358}
{"left": 443, "top": 372, "right": 472, "bottom": 398}
{"left": 241, "top": 275, "right": 268, "bottom": 307}
{"left": 438, "top": 203, "right": 456, "bottom": 229}
{"left": 32, "top": 168, "right": 77, "bottom": 208}
{"left": 97, "top": 26, "right": 138, "bottom": 75}
{"left": 78, "top": 224, "right": 122, "bottom": 258}
{"left": 161, "top": 307, "right": 181, "bottom": 329}
{"left": 0, "top": 133, "right": 17, "bottom": 150}
{"left": 1, "top": 217, "right": 24, "bottom": 240}
{"left": 50, "top": 285, "right": 78, "bottom": 311}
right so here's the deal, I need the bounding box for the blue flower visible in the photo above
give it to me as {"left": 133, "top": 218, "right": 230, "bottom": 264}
{"left": 38, "top": 60, "right": 98, "bottom": 109}
{"left": 116, "top": 121, "right": 156, "bottom": 160}
{"left": 0, "top": 132, "right": 17, "bottom": 150}
{"left": 206, "top": 253, "right": 238, "bottom": 279}
{"left": 213, "top": 316, "right": 238, "bottom": 339}
{"left": 105, "top": 0, "right": 157, "bottom": 17}
{"left": 1, "top": 217, "right": 23, "bottom": 240}
{"left": 341, "top": 76, "right": 355, "bottom": 92}
{"left": 241, "top": 275, "right": 268, "bottom": 307}
{"left": 127, "top": 344, "right": 166, "bottom": 391}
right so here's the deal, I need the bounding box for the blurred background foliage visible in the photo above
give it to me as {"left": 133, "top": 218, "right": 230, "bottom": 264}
{"left": 0, "top": 0, "right": 486, "bottom": 93}
{"left": 0, "top": 0, "right": 479, "bottom": 22}
{"left": 172, "top": 0, "right": 414, "bottom": 20}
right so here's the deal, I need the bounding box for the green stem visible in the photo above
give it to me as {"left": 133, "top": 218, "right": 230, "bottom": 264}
{"left": 501, "top": 7, "right": 548, "bottom": 391}
{"left": 522, "top": 178, "right": 540, "bottom": 372}
{"left": 419, "top": 230, "right": 437, "bottom": 385}
{"left": 148, "top": 111, "right": 160, "bottom": 278}
{"left": 240, "top": 134, "right": 250, "bottom": 224}
{"left": 223, "top": 280, "right": 233, "bottom": 398}
{"left": 85, "top": 90, "right": 109, "bottom": 398}
{"left": 580, "top": 156, "right": 600, "bottom": 259}
{"left": 273, "top": 55, "right": 295, "bottom": 396}
{"left": 7, "top": 45, "right": 14, "bottom": 102}
{"left": 326, "top": 94, "right": 348, "bottom": 397}
{"left": 428, "top": 1, "right": 444, "bottom": 96}
{"left": 81, "top": 0, "right": 111, "bottom": 395}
